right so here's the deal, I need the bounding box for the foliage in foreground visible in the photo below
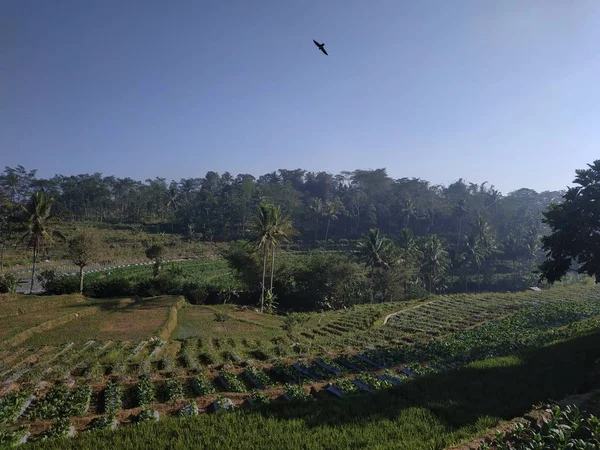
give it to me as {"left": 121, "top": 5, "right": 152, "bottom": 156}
{"left": 482, "top": 404, "right": 600, "bottom": 449}
{"left": 21, "top": 330, "right": 600, "bottom": 450}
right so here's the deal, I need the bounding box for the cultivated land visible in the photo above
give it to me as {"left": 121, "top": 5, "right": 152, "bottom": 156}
{"left": 2, "top": 281, "right": 600, "bottom": 448}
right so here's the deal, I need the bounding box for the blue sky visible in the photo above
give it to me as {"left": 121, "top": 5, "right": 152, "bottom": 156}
{"left": 2, "top": 0, "right": 599, "bottom": 194}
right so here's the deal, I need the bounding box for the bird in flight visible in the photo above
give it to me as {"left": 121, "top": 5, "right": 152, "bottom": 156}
{"left": 313, "top": 39, "right": 328, "bottom": 55}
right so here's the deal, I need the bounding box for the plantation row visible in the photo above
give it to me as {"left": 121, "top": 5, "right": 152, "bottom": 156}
{"left": 2, "top": 285, "right": 600, "bottom": 389}
{"left": 3, "top": 294, "right": 600, "bottom": 446}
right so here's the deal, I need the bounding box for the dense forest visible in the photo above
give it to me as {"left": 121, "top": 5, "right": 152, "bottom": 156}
{"left": 0, "top": 165, "right": 562, "bottom": 241}
{"left": 0, "top": 165, "right": 567, "bottom": 301}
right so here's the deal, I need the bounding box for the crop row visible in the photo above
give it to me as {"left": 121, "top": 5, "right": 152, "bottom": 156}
{"left": 3, "top": 300, "right": 600, "bottom": 445}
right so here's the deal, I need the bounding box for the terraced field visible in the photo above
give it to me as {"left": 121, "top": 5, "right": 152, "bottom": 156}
{"left": 2, "top": 283, "right": 600, "bottom": 446}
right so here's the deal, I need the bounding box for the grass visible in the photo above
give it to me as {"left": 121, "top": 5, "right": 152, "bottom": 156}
{"left": 21, "top": 329, "right": 600, "bottom": 449}
{"left": 15, "top": 296, "right": 180, "bottom": 347}
{"left": 0, "top": 295, "right": 97, "bottom": 343}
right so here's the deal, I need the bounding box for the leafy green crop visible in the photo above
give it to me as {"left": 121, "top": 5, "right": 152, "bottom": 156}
{"left": 164, "top": 379, "right": 184, "bottom": 402}
{"left": 482, "top": 404, "right": 600, "bottom": 449}
{"left": 26, "top": 386, "right": 69, "bottom": 421}
{"left": 88, "top": 415, "right": 118, "bottom": 431}
{"left": 355, "top": 373, "right": 392, "bottom": 390}
{"left": 249, "top": 389, "right": 270, "bottom": 406}
{"left": 283, "top": 383, "right": 310, "bottom": 402}
{"left": 178, "top": 400, "right": 199, "bottom": 417}
{"left": 332, "top": 378, "right": 359, "bottom": 395}
{"left": 218, "top": 370, "right": 246, "bottom": 393}
{"left": 190, "top": 374, "right": 216, "bottom": 396}
{"left": 65, "top": 385, "right": 92, "bottom": 416}
{"left": 103, "top": 381, "right": 123, "bottom": 416}
{"left": 42, "top": 417, "right": 72, "bottom": 440}
{"left": 0, "top": 391, "right": 31, "bottom": 423}
{"left": 244, "top": 366, "right": 273, "bottom": 389}
{"left": 134, "top": 375, "right": 156, "bottom": 407}
{"left": 136, "top": 407, "right": 159, "bottom": 423}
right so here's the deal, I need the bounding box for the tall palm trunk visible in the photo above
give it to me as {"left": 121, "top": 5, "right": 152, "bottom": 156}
{"left": 270, "top": 245, "right": 276, "bottom": 292}
{"left": 79, "top": 266, "right": 84, "bottom": 294}
{"left": 325, "top": 217, "right": 331, "bottom": 244}
{"left": 29, "top": 246, "right": 37, "bottom": 294}
{"left": 260, "top": 244, "right": 268, "bottom": 313}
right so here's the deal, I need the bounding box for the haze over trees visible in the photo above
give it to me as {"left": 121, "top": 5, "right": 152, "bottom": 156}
{"left": 0, "top": 165, "right": 567, "bottom": 305}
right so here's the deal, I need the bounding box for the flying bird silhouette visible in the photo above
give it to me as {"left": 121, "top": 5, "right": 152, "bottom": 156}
{"left": 313, "top": 39, "right": 328, "bottom": 55}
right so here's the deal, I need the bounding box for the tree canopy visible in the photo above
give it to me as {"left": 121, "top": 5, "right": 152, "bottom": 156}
{"left": 540, "top": 160, "right": 600, "bottom": 283}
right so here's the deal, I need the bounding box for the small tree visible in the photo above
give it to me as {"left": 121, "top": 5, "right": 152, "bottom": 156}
{"left": 68, "top": 231, "right": 101, "bottom": 294}
{"left": 145, "top": 244, "right": 165, "bottom": 277}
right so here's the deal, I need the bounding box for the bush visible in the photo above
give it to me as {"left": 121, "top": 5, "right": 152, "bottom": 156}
{"left": 0, "top": 273, "right": 17, "bottom": 293}
{"left": 222, "top": 241, "right": 262, "bottom": 290}
{"left": 85, "top": 276, "right": 134, "bottom": 298}
{"left": 181, "top": 282, "right": 207, "bottom": 304}
{"left": 43, "top": 274, "right": 79, "bottom": 295}
{"left": 275, "top": 252, "right": 366, "bottom": 310}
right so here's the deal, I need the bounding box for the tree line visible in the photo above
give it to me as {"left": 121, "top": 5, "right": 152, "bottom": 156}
{"left": 0, "top": 165, "right": 567, "bottom": 297}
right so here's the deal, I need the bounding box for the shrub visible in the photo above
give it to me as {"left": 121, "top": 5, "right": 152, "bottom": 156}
{"left": 182, "top": 282, "right": 207, "bottom": 304}
{"left": 43, "top": 274, "right": 79, "bottom": 295}
{"left": 275, "top": 252, "right": 366, "bottom": 310}
{"left": 0, "top": 273, "right": 17, "bottom": 293}
{"left": 214, "top": 311, "right": 229, "bottom": 323}
{"left": 85, "top": 276, "right": 133, "bottom": 298}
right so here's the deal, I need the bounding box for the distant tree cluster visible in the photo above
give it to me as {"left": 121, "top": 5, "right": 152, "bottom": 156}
{"left": 0, "top": 165, "right": 567, "bottom": 297}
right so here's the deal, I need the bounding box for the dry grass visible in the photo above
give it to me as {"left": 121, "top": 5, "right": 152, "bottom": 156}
{"left": 18, "top": 296, "right": 180, "bottom": 346}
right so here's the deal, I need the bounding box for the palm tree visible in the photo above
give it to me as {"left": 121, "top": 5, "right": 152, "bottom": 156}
{"left": 309, "top": 198, "right": 323, "bottom": 242}
{"left": 358, "top": 228, "right": 395, "bottom": 275}
{"left": 17, "top": 190, "right": 65, "bottom": 294}
{"left": 418, "top": 235, "right": 450, "bottom": 294}
{"left": 399, "top": 228, "right": 421, "bottom": 261}
{"left": 460, "top": 233, "right": 487, "bottom": 292}
{"left": 453, "top": 199, "right": 469, "bottom": 248}
{"left": 400, "top": 198, "right": 417, "bottom": 229}
{"left": 323, "top": 198, "right": 343, "bottom": 245}
{"left": 166, "top": 181, "right": 181, "bottom": 230}
{"left": 250, "top": 202, "right": 273, "bottom": 311}
{"left": 249, "top": 202, "right": 296, "bottom": 313}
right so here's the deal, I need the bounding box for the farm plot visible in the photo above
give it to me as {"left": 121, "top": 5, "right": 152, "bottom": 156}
{"left": 18, "top": 297, "right": 180, "bottom": 347}
{"left": 4, "top": 288, "right": 600, "bottom": 446}
{"left": 0, "top": 295, "right": 99, "bottom": 344}
{"left": 349, "top": 284, "right": 598, "bottom": 349}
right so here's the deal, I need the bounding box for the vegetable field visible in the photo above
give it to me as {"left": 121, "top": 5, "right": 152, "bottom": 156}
{"left": 1, "top": 283, "right": 600, "bottom": 448}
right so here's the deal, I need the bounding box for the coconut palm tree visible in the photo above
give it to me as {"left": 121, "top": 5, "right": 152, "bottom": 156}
{"left": 323, "top": 197, "right": 343, "bottom": 245}
{"left": 418, "top": 235, "right": 450, "bottom": 295}
{"left": 453, "top": 198, "right": 469, "bottom": 248}
{"left": 400, "top": 198, "right": 417, "bottom": 229}
{"left": 358, "top": 228, "right": 395, "bottom": 275}
{"left": 166, "top": 181, "right": 181, "bottom": 229}
{"left": 17, "top": 190, "right": 65, "bottom": 294}
{"left": 250, "top": 202, "right": 273, "bottom": 311}
{"left": 309, "top": 198, "right": 323, "bottom": 242}
{"left": 459, "top": 233, "right": 488, "bottom": 292}
{"left": 249, "top": 202, "right": 297, "bottom": 313}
